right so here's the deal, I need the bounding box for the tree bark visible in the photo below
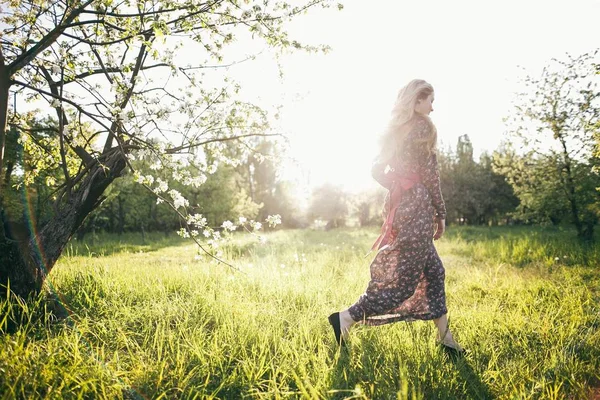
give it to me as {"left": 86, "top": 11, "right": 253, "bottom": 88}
{"left": 0, "top": 51, "right": 9, "bottom": 195}
{"left": 118, "top": 195, "right": 125, "bottom": 235}
{"left": 0, "top": 148, "right": 127, "bottom": 299}
{"left": 0, "top": 51, "right": 12, "bottom": 243}
{"left": 557, "top": 136, "right": 584, "bottom": 238}
{"left": 582, "top": 221, "right": 594, "bottom": 242}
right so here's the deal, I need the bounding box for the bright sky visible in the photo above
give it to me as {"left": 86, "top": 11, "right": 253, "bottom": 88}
{"left": 223, "top": 0, "right": 600, "bottom": 193}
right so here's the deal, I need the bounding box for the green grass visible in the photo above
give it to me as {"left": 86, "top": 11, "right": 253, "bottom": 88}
{"left": 1, "top": 226, "right": 599, "bottom": 399}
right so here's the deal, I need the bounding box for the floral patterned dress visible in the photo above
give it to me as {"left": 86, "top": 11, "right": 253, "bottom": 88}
{"left": 348, "top": 115, "right": 448, "bottom": 325}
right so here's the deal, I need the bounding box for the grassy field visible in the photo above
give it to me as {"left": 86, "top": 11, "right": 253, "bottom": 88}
{"left": 1, "top": 226, "right": 599, "bottom": 399}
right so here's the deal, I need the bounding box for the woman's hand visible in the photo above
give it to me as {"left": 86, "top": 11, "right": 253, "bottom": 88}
{"left": 433, "top": 218, "right": 445, "bottom": 240}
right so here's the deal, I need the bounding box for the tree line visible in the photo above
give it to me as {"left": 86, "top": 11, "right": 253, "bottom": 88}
{"left": 3, "top": 122, "right": 596, "bottom": 241}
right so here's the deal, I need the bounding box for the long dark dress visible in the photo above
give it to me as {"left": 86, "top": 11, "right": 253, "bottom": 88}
{"left": 348, "top": 115, "right": 448, "bottom": 325}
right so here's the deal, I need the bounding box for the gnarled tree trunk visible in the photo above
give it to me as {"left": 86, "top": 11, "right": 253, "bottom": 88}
{"left": 0, "top": 148, "right": 127, "bottom": 299}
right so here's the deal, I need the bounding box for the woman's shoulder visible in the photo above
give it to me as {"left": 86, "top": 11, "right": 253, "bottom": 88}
{"left": 407, "top": 114, "right": 432, "bottom": 139}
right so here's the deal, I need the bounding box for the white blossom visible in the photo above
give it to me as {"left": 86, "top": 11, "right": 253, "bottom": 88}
{"left": 118, "top": 110, "right": 129, "bottom": 122}
{"left": 238, "top": 216, "right": 247, "bottom": 224}
{"left": 133, "top": 172, "right": 145, "bottom": 184}
{"left": 266, "top": 214, "right": 282, "bottom": 227}
{"left": 221, "top": 220, "right": 237, "bottom": 231}
{"left": 134, "top": 174, "right": 155, "bottom": 185}
{"left": 168, "top": 189, "right": 188, "bottom": 209}
{"left": 149, "top": 161, "right": 162, "bottom": 171}
{"left": 177, "top": 228, "right": 190, "bottom": 238}
{"left": 51, "top": 64, "right": 61, "bottom": 75}
{"left": 187, "top": 214, "right": 207, "bottom": 228}
{"left": 186, "top": 175, "right": 207, "bottom": 188}
{"left": 154, "top": 178, "right": 168, "bottom": 194}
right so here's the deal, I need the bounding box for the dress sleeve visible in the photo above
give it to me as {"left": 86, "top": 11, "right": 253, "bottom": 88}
{"left": 412, "top": 119, "right": 447, "bottom": 220}
{"left": 421, "top": 151, "right": 447, "bottom": 220}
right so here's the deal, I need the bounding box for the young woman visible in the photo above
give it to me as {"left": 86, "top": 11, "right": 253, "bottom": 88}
{"left": 328, "top": 79, "right": 464, "bottom": 354}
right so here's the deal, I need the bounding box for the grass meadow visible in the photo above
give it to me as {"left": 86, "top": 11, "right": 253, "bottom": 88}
{"left": 1, "top": 226, "right": 600, "bottom": 399}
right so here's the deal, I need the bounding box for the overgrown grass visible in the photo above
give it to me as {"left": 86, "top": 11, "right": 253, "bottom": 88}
{"left": 1, "top": 226, "right": 599, "bottom": 399}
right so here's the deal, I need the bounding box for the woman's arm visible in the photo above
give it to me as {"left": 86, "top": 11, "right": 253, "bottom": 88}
{"left": 411, "top": 120, "right": 447, "bottom": 220}
{"left": 421, "top": 150, "right": 447, "bottom": 221}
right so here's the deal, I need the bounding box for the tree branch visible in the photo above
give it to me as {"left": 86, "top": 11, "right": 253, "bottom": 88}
{"left": 7, "top": 0, "right": 95, "bottom": 77}
{"left": 38, "top": 65, "right": 94, "bottom": 166}
{"left": 80, "top": 4, "right": 197, "bottom": 18}
{"left": 12, "top": 79, "right": 117, "bottom": 157}
{"left": 57, "top": 66, "right": 72, "bottom": 190}
{"left": 165, "top": 133, "right": 281, "bottom": 154}
{"left": 103, "top": 36, "right": 149, "bottom": 152}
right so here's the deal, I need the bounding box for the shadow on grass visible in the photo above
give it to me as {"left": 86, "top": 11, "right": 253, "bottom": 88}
{"left": 64, "top": 232, "right": 189, "bottom": 257}
{"left": 328, "top": 347, "right": 357, "bottom": 399}
{"left": 443, "top": 351, "right": 495, "bottom": 400}
{"left": 326, "top": 342, "right": 495, "bottom": 400}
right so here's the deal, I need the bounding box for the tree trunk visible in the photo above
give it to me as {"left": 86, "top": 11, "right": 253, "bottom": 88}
{"left": 0, "top": 63, "right": 10, "bottom": 196}
{"left": 0, "top": 148, "right": 127, "bottom": 299}
{"left": 0, "top": 63, "right": 11, "bottom": 243}
{"left": 108, "top": 201, "right": 115, "bottom": 233}
{"left": 556, "top": 133, "right": 584, "bottom": 238}
{"left": 75, "top": 212, "right": 97, "bottom": 242}
{"left": 117, "top": 195, "right": 125, "bottom": 235}
{"left": 35, "top": 181, "right": 43, "bottom": 226}
{"left": 3, "top": 160, "right": 13, "bottom": 189}
{"left": 151, "top": 200, "right": 158, "bottom": 231}
{"left": 581, "top": 222, "right": 594, "bottom": 242}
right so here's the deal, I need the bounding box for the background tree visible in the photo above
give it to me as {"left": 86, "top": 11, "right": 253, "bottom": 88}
{"left": 234, "top": 139, "right": 303, "bottom": 228}
{"left": 478, "top": 151, "right": 519, "bottom": 225}
{"left": 449, "top": 135, "right": 479, "bottom": 224}
{"left": 307, "top": 183, "right": 348, "bottom": 229}
{"left": 439, "top": 135, "right": 518, "bottom": 225}
{"left": 0, "top": 0, "right": 337, "bottom": 299}
{"left": 498, "top": 50, "right": 600, "bottom": 240}
{"left": 350, "top": 188, "right": 386, "bottom": 227}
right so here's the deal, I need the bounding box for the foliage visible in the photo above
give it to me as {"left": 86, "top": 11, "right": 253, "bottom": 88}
{"left": 237, "top": 140, "right": 304, "bottom": 228}
{"left": 438, "top": 135, "right": 518, "bottom": 225}
{"left": 498, "top": 49, "right": 600, "bottom": 240}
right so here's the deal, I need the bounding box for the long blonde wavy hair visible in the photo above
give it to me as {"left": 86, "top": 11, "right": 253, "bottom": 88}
{"left": 377, "top": 79, "right": 438, "bottom": 163}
